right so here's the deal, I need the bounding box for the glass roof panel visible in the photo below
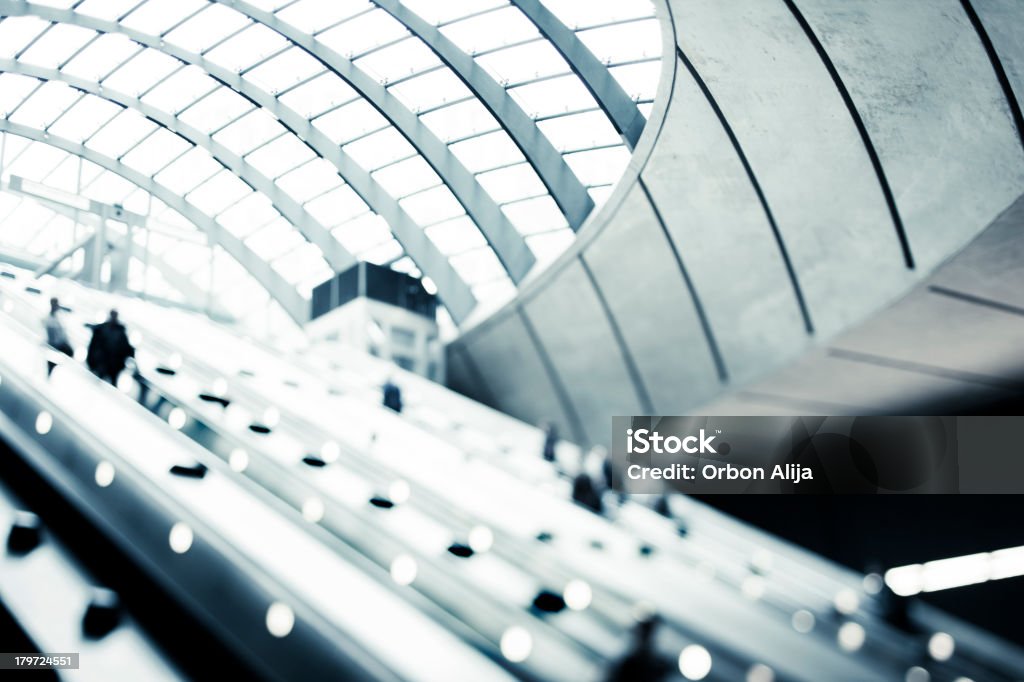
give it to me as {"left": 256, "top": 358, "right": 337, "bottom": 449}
{"left": 243, "top": 47, "right": 324, "bottom": 94}
{"left": 315, "top": 9, "right": 407, "bottom": 58}
{"left": 0, "top": 74, "right": 44, "bottom": 117}
{"left": 244, "top": 218, "right": 305, "bottom": 261}
{"left": 450, "top": 131, "right": 524, "bottom": 173}
{"left": 475, "top": 163, "right": 546, "bottom": 204}
{"left": 204, "top": 23, "right": 289, "bottom": 73}
{"left": 526, "top": 228, "right": 575, "bottom": 263}
{"left": 275, "top": 0, "right": 374, "bottom": 36}
{"left": 537, "top": 110, "right": 622, "bottom": 151}
{"left": 501, "top": 195, "right": 568, "bottom": 234}
{"left": 578, "top": 19, "right": 662, "bottom": 63}
{"left": 120, "top": 127, "right": 191, "bottom": 176}
{"left": 9, "top": 81, "right": 80, "bottom": 128}
{"left": 610, "top": 62, "right": 661, "bottom": 102}
{"left": 305, "top": 184, "right": 368, "bottom": 227}
{"left": 154, "top": 146, "right": 224, "bottom": 196}
{"left": 420, "top": 100, "right": 499, "bottom": 142}
{"left": 312, "top": 99, "right": 388, "bottom": 145}
{"left": 46, "top": 94, "right": 122, "bottom": 143}
{"left": 82, "top": 171, "right": 135, "bottom": 205}
{"left": 0, "top": 17, "right": 50, "bottom": 59}
{"left": 449, "top": 246, "right": 505, "bottom": 285}
{"left": 244, "top": 134, "right": 315, "bottom": 177}
{"left": 75, "top": 0, "right": 147, "bottom": 23}
{"left": 331, "top": 212, "right": 390, "bottom": 254}
{"left": 217, "top": 192, "right": 279, "bottom": 238}
{"left": 441, "top": 7, "right": 539, "bottom": 54}
{"left": 102, "top": 48, "right": 182, "bottom": 96}
{"left": 543, "top": 0, "right": 655, "bottom": 27}
{"left": 120, "top": 0, "right": 209, "bottom": 36}
{"left": 178, "top": 87, "right": 254, "bottom": 134}
{"left": 278, "top": 71, "right": 357, "bottom": 118}
{"left": 343, "top": 127, "right": 415, "bottom": 170}
{"left": 61, "top": 32, "right": 140, "bottom": 81}
{"left": 371, "top": 156, "right": 439, "bottom": 197}
{"left": 508, "top": 75, "right": 598, "bottom": 118}
{"left": 270, "top": 242, "right": 328, "bottom": 286}
{"left": 425, "top": 216, "right": 487, "bottom": 256}
{"left": 401, "top": 0, "right": 507, "bottom": 26}
{"left": 18, "top": 24, "right": 96, "bottom": 69}
{"left": 353, "top": 38, "right": 441, "bottom": 84}
{"left": 360, "top": 237, "right": 403, "bottom": 265}
{"left": 85, "top": 108, "right": 159, "bottom": 158}
{"left": 399, "top": 185, "right": 463, "bottom": 224}
{"left": 186, "top": 169, "right": 253, "bottom": 216}
{"left": 163, "top": 4, "right": 252, "bottom": 54}
{"left": 476, "top": 42, "right": 570, "bottom": 86}
{"left": 141, "top": 65, "right": 218, "bottom": 114}
{"left": 213, "top": 109, "right": 286, "bottom": 156}
{"left": 388, "top": 69, "right": 471, "bottom": 113}
{"left": 275, "top": 158, "right": 342, "bottom": 204}
{"left": 563, "top": 146, "right": 631, "bottom": 185}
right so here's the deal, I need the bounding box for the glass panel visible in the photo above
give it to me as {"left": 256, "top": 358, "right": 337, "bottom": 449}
{"left": 500, "top": 195, "right": 568, "bottom": 234}
{"left": 204, "top": 23, "right": 289, "bottom": 73}
{"left": 343, "top": 127, "right": 415, "bottom": 170}
{"left": 154, "top": 147, "right": 223, "bottom": 196}
{"left": 142, "top": 65, "right": 218, "bottom": 114}
{"left": 0, "top": 74, "right": 44, "bottom": 118}
{"left": 330, "top": 212, "right": 390, "bottom": 253}
{"left": 475, "top": 163, "right": 546, "bottom": 204}
{"left": 609, "top": 61, "right": 661, "bottom": 101}
{"left": 178, "top": 87, "right": 253, "bottom": 134}
{"left": 360, "top": 237, "right": 403, "bottom": 265}
{"left": 243, "top": 47, "right": 324, "bottom": 94}
{"left": 9, "top": 82, "right": 80, "bottom": 128}
{"left": 120, "top": 0, "right": 209, "bottom": 36}
{"left": 402, "top": 0, "right": 507, "bottom": 26}
{"left": 276, "top": 0, "right": 373, "bottom": 35}
{"left": 508, "top": 75, "right": 598, "bottom": 118}
{"left": 424, "top": 215, "right": 487, "bottom": 256}
{"left": 537, "top": 110, "right": 622, "bottom": 151}
{"left": 449, "top": 246, "right": 505, "bottom": 284}
{"left": 544, "top": 0, "right": 655, "bottom": 27}
{"left": 316, "top": 9, "right": 407, "bottom": 58}
{"left": 163, "top": 4, "right": 252, "bottom": 54}
{"left": 563, "top": 146, "right": 631, "bottom": 185}
{"left": 312, "top": 99, "right": 388, "bottom": 145}
{"left": 85, "top": 108, "right": 159, "bottom": 158}
{"left": 46, "top": 94, "right": 122, "bottom": 143}
{"left": 275, "top": 158, "right": 342, "bottom": 204}
{"left": 475, "top": 41, "right": 569, "bottom": 86}
{"left": 278, "top": 71, "right": 357, "bottom": 118}
{"left": 217, "top": 192, "right": 279, "bottom": 238}
{"left": 75, "top": 0, "right": 148, "bottom": 22}
{"left": 244, "top": 218, "right": 305, "bottom": 260}
{"left": 388, "top": 69, "right": 471, "bottom": 113}
{"left": 245, "top": 134, "right": 315, "bottom": 177}
{"left": 354, "top": 38, "right": 440, "bottom": 84}
{"left": 0, "top": 17, "right": 50, "bottom": 60}
{"left": 213, "top": 109, "right": 286, "bottom": 156}
{"left": 186, "top": 169, "right": 253, "bottom": 215}
{"left": 62, "top": 32, "right": 140, "bottom": 81}
{"left": 121, "top": 127, "right": 191, "bottom": 176}
{"left": 420, "top": 100, "right": 498, "bottom": 142}
{"left": 103, "top": 48, "right": 182, "bottom": 96}
{"left": 526, "top": 228, "right": 575, "bottom": 263}
{"left": 441, "top": 6, "right": 538, "bottom": 54}
{"left": 399, "top": 185, "right": 463, "bottom": 224}
{"left": 305, "top": 184, "right": 368, "bottom": 226}
{"left": 371, "top": 156, "right": 439, "bottom": 197}
{"left": 450, "top": 131, "right": 523, "bottom": 173}
{"left": 578, "top": 19, "right": 662, "bottom": 63}
{"left": 18, "top": 24, "right": 96, "bottom": 69}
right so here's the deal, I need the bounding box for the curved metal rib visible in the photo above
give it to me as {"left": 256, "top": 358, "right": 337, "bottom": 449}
{"left": 367, "top": 0, "right": 597, "bottom": 230}
{"left": 221, "top": 0, "right": 537, "bottom": 281}
{"left": 0, "top": 1, "right": 478, "bottom": 322}
{"left": 0, "top": 120, "right": 309, "bottom": 324}
{"left": 508, "top": 0, "right": 647, "bottom": 150}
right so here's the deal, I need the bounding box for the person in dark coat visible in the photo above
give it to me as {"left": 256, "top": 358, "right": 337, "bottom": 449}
{"left": 382, "top": 376, "right": 403, "bottom": 413}
{"left": 607, "top": 612, "right": 670, "bottom": 681}
{"left": 42, "top": 297, "right": 73, "bottom": 377}
{"left": 87, "top": 309, "right": 135, "bottom": 385}
{"left": 541, "top": 422, "right": 558, "bottom": 462}
{"left": 572, "top": 472, "right": 604, "bottom": 515}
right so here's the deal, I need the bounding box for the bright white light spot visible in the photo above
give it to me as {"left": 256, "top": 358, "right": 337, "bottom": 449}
{"left": 73, "top": 346, "right": 87, "bottom": 362}
{"left": 746, "top": 663, "right": 774, "bottom": 682}
{"left": 229, "top": 448, "right": 249, "bottom": 472}
{"left": 885, "top": 565, "right": 924, "bottom": 597}
{"left": 837, "top": 622, "right": 866, "bottom": 652}
{"left": 500, "top": 626, "right": 532, "bottom": 663}
{"left": 468, "top": 525, "right": 494, "bottom": 553}
{"left": 320, "top": 440, "right": 340, "bottom": 462}
{"left": 302, "top": 498, "right": 325, "bottom": 523}
{"left": 169, "top": 522, "right": 193, "bottom": 554}
{"left": 927, "top": 632, "right": 955, "bottom": 661}
{"left": 741, "top": 575, "right": 766, "bottom": 601}
{"left": 168, "top": 353, "right": 183, "bottom": 369}
{"left": 168, "top": 408, "right": 187, "bottom": 430}
{"left": 117, "top": 372, "right": 134, "bottom": 393}
{"left": 390, "top": 555, "right": 417, "bottom": 586}
{"left": 563, "top": 580, "right": 592, "bottom": 611}
{"left": 389, "top": 480, "right": 410, "bottom": 504}
{"left": 678, "top": 645, "right": 712, "bottom": 680}
{"left": 213, "top": 377, "right": 228, "bottom": 396}
{"left": 263, "top": 406, "right": 280, "bottom": 427}
{"left": 834, "top": 588, "right": 860, "bottom": 615}
{"left": 953, "top": 677, "right": 974, "bottom": 682}
{"left": 95, "top": 461, "right": 115, "bottom": 487}
{"left": 905, "top": 666, "right": 930, "bottom": 682}
{"left": 35, "top": 411, "right": 52, "bottom": 435}
{"left": 922, "top": 553, "right": 989, "bottom": 592}
{"left": 791, "top": 610, "right": 815, "bottom": 634}
{"left": 266, "top": 602, "right": 294, "bottom": 638}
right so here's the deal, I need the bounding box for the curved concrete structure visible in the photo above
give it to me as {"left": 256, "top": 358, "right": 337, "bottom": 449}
{"left": 448, "top": 0, "right": 1024, "bottom": 445}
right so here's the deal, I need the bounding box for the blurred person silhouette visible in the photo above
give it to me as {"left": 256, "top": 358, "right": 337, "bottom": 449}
{"left": 541, "top": 421, "right": 559, "bottom": 462}
{"left": 87, "top": 309, "right": 135, "bottom": 386}
{"left": 382, "top": 375, "right": 403, "bottom": 413}
{"left": 607, "top": 612, "right": 670, "bottom": 681}
{"left": 572, "top": 471, "right": 604, "bottom": 515}
{"left": 42, "top": 297, "right": 73, "bottom": 377}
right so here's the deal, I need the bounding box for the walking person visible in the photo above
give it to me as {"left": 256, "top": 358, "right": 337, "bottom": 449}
{"left": 87, "top": 309, "right": 135, "bottom": 385}
{"left": 382, "top": 376, "right": 403, "bottom": 413}
{"left": 42, "top": 297, "right": 73, "bottom": 376}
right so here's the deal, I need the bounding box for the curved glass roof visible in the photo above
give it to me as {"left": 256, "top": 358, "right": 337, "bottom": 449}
{"left": 0, "top": 0, "right": 661, "bottom": 335}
